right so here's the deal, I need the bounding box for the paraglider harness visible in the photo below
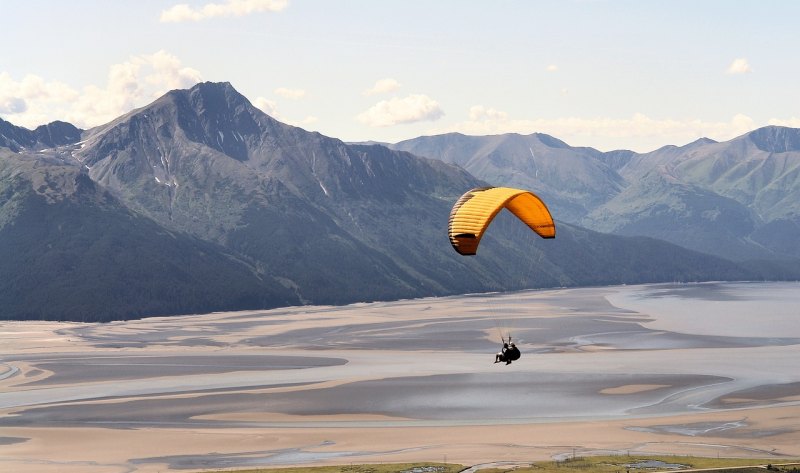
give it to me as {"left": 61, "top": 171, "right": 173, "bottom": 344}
{"left": 495, "top": 335, "right": 521, "bottom": 365}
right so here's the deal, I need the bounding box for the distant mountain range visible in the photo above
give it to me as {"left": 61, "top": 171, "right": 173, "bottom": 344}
{"left": 1, "top": 82, "right": 795, "bottom": 321}
{"left": 393, "top": 127, "right": 800, "bottom": 262}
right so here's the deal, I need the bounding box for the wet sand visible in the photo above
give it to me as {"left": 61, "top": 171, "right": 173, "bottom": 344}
{"left": 1, "top": 282, "right": 799, "bottom": 472}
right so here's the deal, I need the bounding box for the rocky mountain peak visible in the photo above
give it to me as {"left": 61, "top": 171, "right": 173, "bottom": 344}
{"left": 531, "top": 132, "right": 570, "bottom": 149}
{"left": 172, "top": 81, "right": 254, "bottom": 123}
{"left": 685, "top": 137, "right": 717, "bottom": 148}
{"left": 162, "top": 81, "right": 267, "bottom": 161}
{"left": 0, "top": 118, "right": 82, "bottom": 152}
{"left": 80, "top": 81, "right": 274, "bottom": 167}
{"left": 746, "top": 126, "right": 800, "bottom": 153}
{"left": 32, "top": 121, "right": 83, "bottom": 148}
{"left": 0, "top": 117, "right": 28, "bottom": 152}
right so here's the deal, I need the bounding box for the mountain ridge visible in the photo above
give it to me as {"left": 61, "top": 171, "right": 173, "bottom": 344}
{"left": 2, "top": 81, "right": 796, "bottom": 321}
{"left": 394, "top": 126, "right": 800, "bottom": 261}
{"left": 0, "top": 118, "right": 82, "bottom": 152}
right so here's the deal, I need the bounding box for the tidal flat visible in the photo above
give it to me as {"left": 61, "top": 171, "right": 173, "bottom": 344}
{"left": 1, "top": 282, "right": 799, "bottom": 472}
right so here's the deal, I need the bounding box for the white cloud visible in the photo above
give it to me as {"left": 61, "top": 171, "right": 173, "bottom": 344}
{"left": 468, "top": 105, "right": 507, "bottom": 122}
{"left": 274, "top": 87, "right": 306, "bottom": 99}
{"left": 768, "top": 117, "right": 800, "bottom": 128}
{"left": 546, "top": 64, "right": 558, "bottom": 72}
{"left": 363, "top": 78, "right": 401, "bottom": 96}
{"left": 357, "top": 94, "right": 444, "bottom": 127}
{"left": 253, "top": 97, "right": 278, "bottom": 116}
{"left": 253, "top": 96, "right": 316, "bottom": 128}
{"left": 160, "top": 0, "right": 288, "bottom": 22}
{"left": 726, "top": 58, "right": 753, "bottom": 74}
{"left": 68, "top": 51, "right": 202, "bottom": 127}
{"left": 0, "top": 51, "right": 201, "bottom": 129}
{"left": 432, "top": 107, "right": 760, "bottom": 151}
{"left": 0, "top": 72, "right": 79, "bottom": 127}
{"left": 0, "top": 96, "right": 27, "bottom": 114}
{"left": 253, "top": 97, "right": 278, "bottom": 118}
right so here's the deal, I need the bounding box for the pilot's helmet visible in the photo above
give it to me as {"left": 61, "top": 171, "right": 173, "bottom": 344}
{"left": 503, "top": 343, "right": 509, "bottom": 348}
{"left": 510, "top": 343, "right": 516, "bottom": 348}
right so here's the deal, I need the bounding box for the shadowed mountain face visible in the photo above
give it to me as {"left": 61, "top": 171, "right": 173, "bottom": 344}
{"left": 748, "top": 126, "right": 800, "bottom": 153}
{"left": 0, "top": 82, "right": 784, "bottom": 321}
{"left": 0, "top": 118, "right": 82, "bottom": 152}
{"left": 394, "top": 128, "right": 800, "bottom": 262}
{"left": 0, "top": 149, "right": 298, "bottom": 321}
{"left": 70, "top": 82, "right": 491, "bottom": 305}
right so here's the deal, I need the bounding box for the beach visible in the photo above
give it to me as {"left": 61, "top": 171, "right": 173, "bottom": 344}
{"left": 1, "top": 282, "right": 799, "bottom": 472}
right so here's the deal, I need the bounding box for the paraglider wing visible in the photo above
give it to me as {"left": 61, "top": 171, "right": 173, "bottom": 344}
{"left": 448, "top": 186, "right": 555, "bottom": 255}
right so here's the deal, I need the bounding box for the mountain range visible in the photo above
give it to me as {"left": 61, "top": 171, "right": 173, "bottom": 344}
{"left": 1, "top": 82, "right": 796, "bottom": 321}
{"left": 393, "top": 128, "right": 800, "bottom": 262}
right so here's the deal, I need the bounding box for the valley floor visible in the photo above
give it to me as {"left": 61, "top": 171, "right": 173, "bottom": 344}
{"left": 1, "top": 282, "right": 799, "bottom": 472}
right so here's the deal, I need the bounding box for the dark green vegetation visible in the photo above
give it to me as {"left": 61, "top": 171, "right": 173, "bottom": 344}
{"left": 214, "top": 464, "right": 462, "bottom": 473}
{"left": 2, "top": 82, "right": 799, "bottom": 321}
{"left": 197, "top": 457, "right": 800, "bottom": 473}
{"left": 525, "top": 456, "right": 798, "bottom": 473}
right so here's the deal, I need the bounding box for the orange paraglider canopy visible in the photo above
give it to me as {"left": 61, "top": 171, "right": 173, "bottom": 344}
{"left": 448, "top": 186, "right": 555, "bottom": 255}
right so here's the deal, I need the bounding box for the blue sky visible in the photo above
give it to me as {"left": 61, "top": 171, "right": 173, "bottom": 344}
{"left": 2, "top": 0, "right": 798, "bottom": 152}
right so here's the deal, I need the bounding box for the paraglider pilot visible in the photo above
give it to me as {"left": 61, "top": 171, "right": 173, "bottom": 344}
{"left": 495, "top": 336, "right": 521, "bottom": 365}
{"left": 494, "top": 341, "right": 509, "bottom": 364}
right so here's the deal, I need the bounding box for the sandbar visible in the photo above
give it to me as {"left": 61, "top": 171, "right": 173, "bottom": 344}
{"left": 1, "top": 283, "right": 799, "bottom": 472}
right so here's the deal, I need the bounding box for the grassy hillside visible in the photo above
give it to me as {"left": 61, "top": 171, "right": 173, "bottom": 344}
{"left": 210, "top": 456, "right": 800, "bottom": 473}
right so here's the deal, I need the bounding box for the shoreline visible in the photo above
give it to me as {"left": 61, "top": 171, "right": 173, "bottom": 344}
{"left": 1, "top": 282, "right": 799, "bottom": 472}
